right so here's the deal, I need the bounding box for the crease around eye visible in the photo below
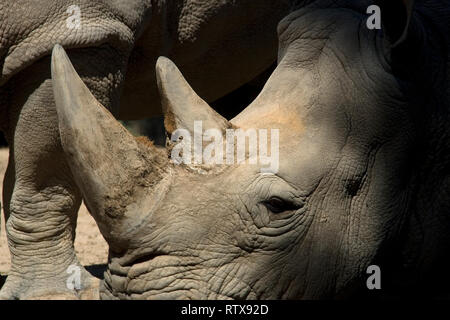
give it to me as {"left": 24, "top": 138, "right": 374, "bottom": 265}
{"left": 262, "top": 196, "right": 302, "bottom": 214}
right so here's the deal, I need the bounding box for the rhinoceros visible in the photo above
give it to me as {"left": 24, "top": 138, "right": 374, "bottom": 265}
{"left": 0, "top": 0, "right": 297, "bottom": 299}
{"left": 48, "top": 0, "right": 450, "bottom": 299}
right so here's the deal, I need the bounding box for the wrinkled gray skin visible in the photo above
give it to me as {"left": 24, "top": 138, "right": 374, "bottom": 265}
{"left": 51, "top": 0, "right": 450, "bottom": 299}
{"left": 0, "top": 0, "right": 297, "bottom": 299}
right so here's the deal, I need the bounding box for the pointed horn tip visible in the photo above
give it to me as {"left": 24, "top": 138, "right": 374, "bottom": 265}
{"left": 155, "top": 56, "right": 178, "bottom": 78}
{"left": 52, "top": 43, "right": 64, "bottom": 54}
{"left": 51, "top": 44, "right": 66, "bottom": 64}
{"left": 156, "top": 56, "right": 173, "bottom": 68}
{"left": 51, "top": 44, "right": 72, "bottom": 78}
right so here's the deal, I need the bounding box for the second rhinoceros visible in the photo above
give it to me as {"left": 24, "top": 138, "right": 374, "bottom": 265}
{"left": 52, "top": 0, "right": 450, "bottom": 299}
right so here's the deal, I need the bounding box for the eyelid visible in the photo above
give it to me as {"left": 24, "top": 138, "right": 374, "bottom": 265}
{"left": 266, "top": 195, "right": 305, "bottom": 207}
{"left": 248, "top": 175, "right": 306, "bottom": 211}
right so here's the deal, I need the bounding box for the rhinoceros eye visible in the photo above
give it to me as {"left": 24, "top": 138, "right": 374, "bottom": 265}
{"left": 262, "top": 197, "right": 300, "bottom": 214}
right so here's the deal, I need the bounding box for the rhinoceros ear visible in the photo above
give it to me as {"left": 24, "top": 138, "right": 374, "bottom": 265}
{"left": 155, "top": 57, "right": 232, "bottom": 136}
{"left": 377, "top": 0, "right": 415, "bottom": 47}
{"left": 51, "top": 45, "right": 161, "bottom": 243}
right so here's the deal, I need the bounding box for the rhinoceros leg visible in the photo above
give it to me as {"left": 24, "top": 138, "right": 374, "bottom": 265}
{"left": 0, "top": 46, "right": 126, "bottom": 299}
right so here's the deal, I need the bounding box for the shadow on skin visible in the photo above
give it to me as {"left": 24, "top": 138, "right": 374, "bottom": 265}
{"left": 0, "top": 274, "right": 6, "bottom": 289}
{"left": 85, "top": 264, "right": 107, "bottom": 280}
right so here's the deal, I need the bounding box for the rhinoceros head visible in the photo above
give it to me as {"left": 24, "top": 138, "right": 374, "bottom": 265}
{"left": 51, "top": 0, "right": 448, "bottom": 299}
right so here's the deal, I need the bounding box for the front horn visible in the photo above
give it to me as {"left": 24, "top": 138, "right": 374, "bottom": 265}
{"left": 51, "top": 44, "right": 166, "bottom": 246}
